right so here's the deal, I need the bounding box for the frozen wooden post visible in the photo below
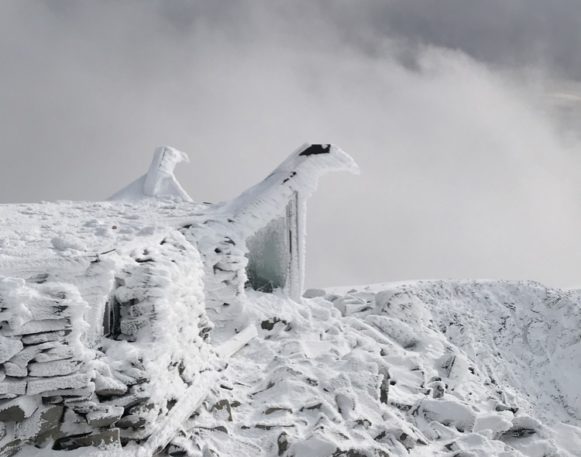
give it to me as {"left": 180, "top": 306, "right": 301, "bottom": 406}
{"left": 141, "top": 325, "right": 257, "bottom": 456}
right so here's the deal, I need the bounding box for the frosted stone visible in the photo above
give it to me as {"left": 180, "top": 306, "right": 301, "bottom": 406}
{"left": 27, "top": 373, "right": 92, "bottom": 396}
{"left": 0, "top": 335, "right": 22, "bottom": 364}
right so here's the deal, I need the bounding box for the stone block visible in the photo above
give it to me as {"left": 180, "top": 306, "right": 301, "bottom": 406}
{"left": 0, "top": 335, "right": 22, "bottom": 364}
{"left": 7, "top": 342, "right": 60, "bottom": 370}
{"left": 54, "top": 428, "right": 120, "bottom": 450}
{"left": 4, "top": 363, "right": 27, "bottom": 378}
{"left": 94, "top": 373, "right": 128, "bottom": 396}
{"left": 1, "top": 319, "right": 70, "bottom": 336}
{"left": 116, "top": 414, "right": 147, "bottom": 430}
{"left": 22, "top": 331, "right": 66, "bottom": 346}
{"left": 27, "top": 373, "right": 91, "bottom": 396}
{"left": 41, "top": 384, "right": 95, "bottom": 400}
{"left": 28, "top": 359, "right": 80, "bottom": 377}
{"left": 86, "top": 405, "right": 124, "bottom": 428}
{"left": 0, "top": 379, "right": 26, "bottom": 397}
{"left": 33, "top": 347, "right": 74, "bottom": 363}
{"left": 64, "top": 399, "right": 98, "bottom": 414}
{"left": 0, "top": 396, "right": 39, "bottom": 422}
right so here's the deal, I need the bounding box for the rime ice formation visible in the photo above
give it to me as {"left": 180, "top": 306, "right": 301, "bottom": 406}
{"left": 0, "top": 144, "right": 580, "bottom": 457}
{"left": 110, "top": 146, "right": 192, "bottom": 202}
{"left": 222, "top": 143, "right": 359, "bottom": 301}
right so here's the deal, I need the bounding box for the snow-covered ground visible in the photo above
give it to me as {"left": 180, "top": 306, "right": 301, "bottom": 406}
{"left": 148, "top": 280, "right": 581, "bottom": 457}
{"left": 14, "top": 277, "right": 581, "bottom": 457}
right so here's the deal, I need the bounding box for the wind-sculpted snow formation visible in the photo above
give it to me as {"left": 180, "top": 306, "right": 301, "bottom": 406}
{"left": 1, "top": 144, "right": 580, "bottom": 457}
{"left": 110, "top": 146, "right": 192, "bottom": 202}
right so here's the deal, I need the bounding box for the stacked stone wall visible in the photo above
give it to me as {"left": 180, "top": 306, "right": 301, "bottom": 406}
{"left": 0, "top": 230, "right": 215, "bottom": 455}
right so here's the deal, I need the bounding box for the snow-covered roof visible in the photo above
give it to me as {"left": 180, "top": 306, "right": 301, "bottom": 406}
{"left": 0, "top": 200, "right": 207, "bottom": 275}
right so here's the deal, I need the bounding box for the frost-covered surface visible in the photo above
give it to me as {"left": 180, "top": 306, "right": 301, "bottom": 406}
{"left": 221, "top": 143, "right": 359, "bottom": 300}
{"left": 4, "top": 144, "right": 581, "bottom": 456}
{"left": 222, "top": 143, "right": 359, "bottom": 234}
{"left": 159, "top": 281, "right": 581, "bottom": 457}
{"left": 110, "top": 146, "right": 192, "bottom": 202}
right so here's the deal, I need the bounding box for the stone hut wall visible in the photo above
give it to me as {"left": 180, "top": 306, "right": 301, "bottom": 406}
{"left": 0, "top": 277, "right": 92, "bottom": 455}
{"left": 0, "top": 231, "right": 215, "bottom": 455}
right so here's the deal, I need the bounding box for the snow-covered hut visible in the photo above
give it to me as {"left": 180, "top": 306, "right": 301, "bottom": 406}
{"left": 0, "top": 144, "right": 357, "bottom": 454}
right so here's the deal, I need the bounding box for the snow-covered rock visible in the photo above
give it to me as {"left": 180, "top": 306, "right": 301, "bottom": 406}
{"left": 160, "top": 281, "right": 581, "bottom": 457}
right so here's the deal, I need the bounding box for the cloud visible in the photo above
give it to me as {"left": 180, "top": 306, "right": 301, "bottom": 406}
{"left": 329, "top": 0, "right": 581, "bottom": 79}
{"left": 1, "top": 0, "right": 581, "bottom": 289}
